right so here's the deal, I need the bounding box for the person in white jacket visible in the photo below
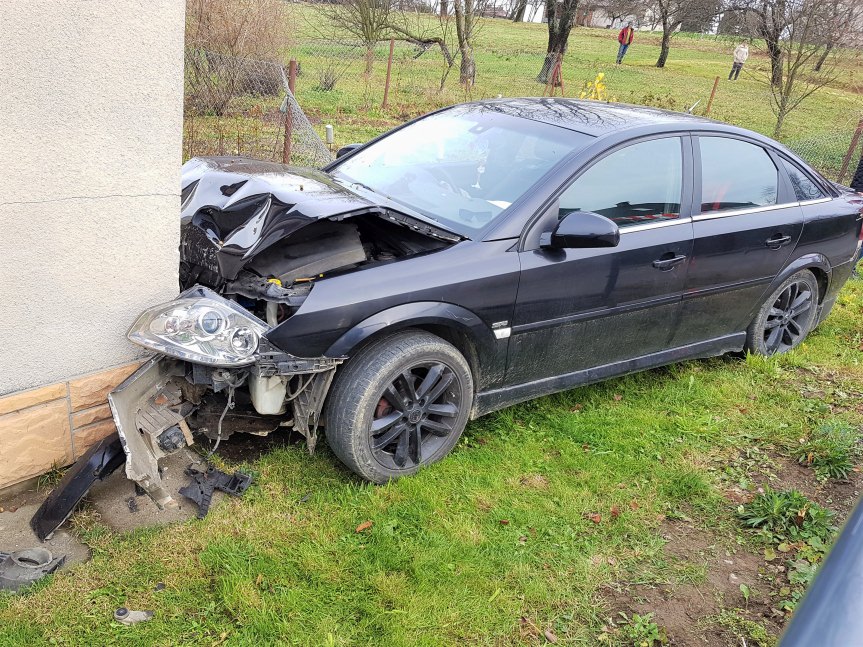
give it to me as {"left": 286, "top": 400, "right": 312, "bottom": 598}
{"left": 729, "top": 43, "right": 749, "bottom": 80}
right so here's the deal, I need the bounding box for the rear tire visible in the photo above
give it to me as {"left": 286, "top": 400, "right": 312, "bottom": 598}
{"left": 325, "top": 330, "right": 473, "bottom": 483}
{"left": 745, "top": 270, "right": 819, "bottom": 356}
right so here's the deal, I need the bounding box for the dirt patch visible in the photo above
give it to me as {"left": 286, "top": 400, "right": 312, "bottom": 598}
{"left": 605, "top": 520, "right": 782, "bottom": 646}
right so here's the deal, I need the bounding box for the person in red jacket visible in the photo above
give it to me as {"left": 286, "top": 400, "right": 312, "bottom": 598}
{"left": 617, "top": 22, "right": 634, "bottom": 64}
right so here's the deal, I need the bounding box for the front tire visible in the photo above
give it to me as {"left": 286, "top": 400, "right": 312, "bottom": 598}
{"left": 325, "top": 330, "right": 473, "bottom": 483}
{"left": 745, "top": 270, "right": 819, "bottom": 356}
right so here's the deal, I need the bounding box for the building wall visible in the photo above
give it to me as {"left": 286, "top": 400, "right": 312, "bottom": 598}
{"left": 0, "top": 1, "right": 185, "bottom": 489}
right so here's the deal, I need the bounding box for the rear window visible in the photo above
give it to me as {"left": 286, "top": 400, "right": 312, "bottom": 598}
{"left": 700, "top": 137, "right": 778, "bottom": 213}
{"left": 781, "top": 159, "right": 826, "bottom": 201}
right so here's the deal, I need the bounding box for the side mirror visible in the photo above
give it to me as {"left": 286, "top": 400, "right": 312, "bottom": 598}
{"left": 540, "top": 211, "right": 620, "bottom": 249}
{"left": 336, "top": 143, "right": 362, "bottom": 159}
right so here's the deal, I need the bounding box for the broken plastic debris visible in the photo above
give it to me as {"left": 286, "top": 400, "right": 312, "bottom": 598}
{"left": 178, "top": 464, "right": 252, "bottom": 519}
{"left": 0, "top": 548, "right": 65, "bottom": 593}
{"left": 114, "top": 607, "right": 154, "bottom": 625}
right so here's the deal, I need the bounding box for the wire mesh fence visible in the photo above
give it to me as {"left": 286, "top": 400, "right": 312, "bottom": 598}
{"left": 184, "top": 48, "right": 333, "bottom": 168}
{"left": 182, "top": 38, "right": 863, "bottom": 182}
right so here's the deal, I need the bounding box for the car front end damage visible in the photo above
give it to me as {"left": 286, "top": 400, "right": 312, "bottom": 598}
{"left": 31, "top": 157, "right": 459, "bottom": 537}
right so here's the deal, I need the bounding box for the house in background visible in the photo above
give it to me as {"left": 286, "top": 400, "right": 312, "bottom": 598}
{"left": 0, "top": 1, "right": 185, "bottom": 492}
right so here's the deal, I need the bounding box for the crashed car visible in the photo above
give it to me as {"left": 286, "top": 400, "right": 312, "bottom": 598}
{"left": 33, "top": 99, "right": 863, "bottom": 536}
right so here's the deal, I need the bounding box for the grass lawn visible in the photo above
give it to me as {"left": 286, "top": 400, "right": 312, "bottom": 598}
{"left": 1, "top": 270, "right": 861, "bottom": 644}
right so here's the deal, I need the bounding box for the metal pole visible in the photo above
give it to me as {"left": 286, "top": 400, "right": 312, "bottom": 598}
{"left": 283, "top": 60, "right": 298, "bottom": 165}
{"left": 382, "top": 38, "right": 395, "bottom": 109}
{"left": 705, "top": 76, "right": 719, "bottom": 116}
{"left": 838, "top": 118, "right": 863, "bottom": 184}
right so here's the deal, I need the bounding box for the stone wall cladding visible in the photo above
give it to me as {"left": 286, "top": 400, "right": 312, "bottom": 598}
{"left": 0, "top": 360, "right": 141, "bottom": 490}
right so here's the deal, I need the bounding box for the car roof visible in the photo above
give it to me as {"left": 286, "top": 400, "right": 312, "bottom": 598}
{"left": 461, "top": 97, "right": 732, "bottom": 138}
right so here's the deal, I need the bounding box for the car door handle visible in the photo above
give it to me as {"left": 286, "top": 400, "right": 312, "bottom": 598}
{"left": 765, "top": 234, "right": 792, "bottom": 249}
{"left": 652, "top": 254, "right": 687, "bottom": 271}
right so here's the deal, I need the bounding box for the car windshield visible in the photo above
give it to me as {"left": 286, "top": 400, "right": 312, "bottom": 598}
{"left": 331, "top": 108, "right": 592, "bottom": 236}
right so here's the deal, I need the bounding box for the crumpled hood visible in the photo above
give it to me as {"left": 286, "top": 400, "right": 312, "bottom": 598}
{"left": 180, "top": 156, "right": 382, "bottom": 281}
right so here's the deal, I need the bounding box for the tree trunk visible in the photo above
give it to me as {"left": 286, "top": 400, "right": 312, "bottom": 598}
{"left": 511, "top": 0, "right": 528, "bottom": 22}
{"left": 440, "top": 0, "right": 448, "bottom": 18}
{"left": 364, "top": 46, "right": 374, "bottom": 74}
{"left": 459, "top": 48, "right": 476, "bottom": 85}
{"left": 766, "top": 37, "right": 782, "bottom": 86}
{"left": 537, "top": 0, "right": 578, "bottom": 83}
{"left": 656, "top": 27, "right": 672, "bottom": 67}
{"left": 814, "top": 42, "right": 833, "bottom": 72}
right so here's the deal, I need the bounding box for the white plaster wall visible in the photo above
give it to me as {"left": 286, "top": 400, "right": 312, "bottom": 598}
{"left": 0, "top": 0, "right": 185, "bottom": 394}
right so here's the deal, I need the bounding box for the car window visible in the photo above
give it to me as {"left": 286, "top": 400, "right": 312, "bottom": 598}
{"left": 700, "top": 137, "right": 778, "bottom": 213}
{"left": 558, "top": 137, "right": 683, "bottom": 228}
{"left": 781, "top": 158, "right": 826, "bottom": 201}
{"left": 331, "top": 108, "right": 593, "bottom": 237}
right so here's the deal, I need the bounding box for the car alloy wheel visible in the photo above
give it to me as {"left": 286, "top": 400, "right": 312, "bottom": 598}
{"left": 746, "top": 270, "right": 819, "bottom": 356}
{"left": 370, "top": 362, "right": 461, "bottom": 470}
{"left": 761, "top": 279, "right": 814, "bottom": 354}
{"left": 325, "top": 330, "right": 473, "bottom": 483}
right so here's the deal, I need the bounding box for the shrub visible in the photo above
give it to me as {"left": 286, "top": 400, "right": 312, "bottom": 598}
{"left": 738, "top": 488, "right": 834, "bottom": 543}
{"left": 797, "top": 421, "right": 860, "bottom": 481}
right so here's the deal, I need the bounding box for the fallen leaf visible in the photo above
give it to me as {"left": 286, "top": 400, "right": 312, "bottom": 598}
{"left": 590, "top": 555, "right": 603, "bottom": 566}
{"left": 544, "top": 628, "right": 558, "bottom": 643}
{"left": 610, "top": 505, "right": 621, "bottom": 519}
{"left": 519, "top": 536, "right": 527, "bottom": 544}
{"left": 607, "top": 556, "right": 617, "bottom": 566}
{"left": 570, "top": 404, "right": 583, "bottom": 412}
{"left": 499, "top": 519, "right": 510, "bottom": 525}
{"left": 255, "top": 573, "right": 263, "bottom": 586}
{"left": 613, "top": 394, "right": 623, "bottom": 402}
{"left": 355, "top": 521, "right": 373, "bottom": 533}
{"left": 586, "top": 513, "right": 602, "bottom": 524}
{"left": 629, "top": 500, "right": 640, "bottom": 511}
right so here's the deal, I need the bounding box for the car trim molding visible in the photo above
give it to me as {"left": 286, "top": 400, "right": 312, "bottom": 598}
{"left": 512, "top": 293, "right": 681, "bottom": 334}
{"left": 798, "top": 197, "right": 833, "bottom": 207}
{"left": 692, "top": 203, "right": 793, "bottom": 221}
{"left": 474, "top": 333, "right": 746, "bottom": 417}
{"left": 619, "top": 217, "right": 693, "bottom": 234}
{"left": 682, "top": 275, "right": 773, "bottom": 300}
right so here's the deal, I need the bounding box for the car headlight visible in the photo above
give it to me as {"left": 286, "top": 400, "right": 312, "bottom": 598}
{"left": 127, "top": 286, "right": 269, "bottom": 367}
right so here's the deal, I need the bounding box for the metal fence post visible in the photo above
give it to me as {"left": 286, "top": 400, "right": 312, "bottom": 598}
{"left": 838, "top": 118, "right": 863, "bottom": 184}
{"left": 382, "top": 39, "right": 395, "bottom": 109}
{"left": 705, "top": 76, "right": 719, "bottom": 116}
{"left": 283, "top": 60, "right": 298, "bottom": 165}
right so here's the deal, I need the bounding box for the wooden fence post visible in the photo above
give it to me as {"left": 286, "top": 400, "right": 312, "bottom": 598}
{"left": 705, "top": 76, "right": 719, "bottom": 116}
{"left": 838, "top": 118, "right": 863, "bottom": 184}
{"left": 382, "top": 39, "right": 395, "bottom": 109}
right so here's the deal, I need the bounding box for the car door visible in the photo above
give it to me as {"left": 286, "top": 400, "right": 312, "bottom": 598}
{"left": 671, "top": 135, "right": 804, "bottom": 347}
{"left": 506, "top": 135, "right": 694, "bottom": 386}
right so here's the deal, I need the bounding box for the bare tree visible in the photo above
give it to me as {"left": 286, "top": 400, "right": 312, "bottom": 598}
{"left": 452, "top": 0, "right": 480, "bottom": 85}
{"left": 812, "top": 0, "right": 863, "bottom": 71}
{"left": 723, "top": 0, "right": 789, "bottom": 86}
{"left": 594, "top": 0, "right": 643, "bottom": 26}
{"left": 324, "top": 0, "right": 394, "bottom": 73}
{"left": 387, "top": 1, "right": 486, "bottom": 88}
{"left": 538, "top": 0, "right": 580, "bottom": 83}
{"left": 751, "top": 0, "right": 844, "bottom": 137}
{"left": 644, "top": 0, "right": 718, "bottom": 68}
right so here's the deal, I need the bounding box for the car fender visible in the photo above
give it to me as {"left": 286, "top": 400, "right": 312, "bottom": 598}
{"left": 324, "top": 301, "right": 503, "bottom": 387}
{"left": 769, "top": 253, "right": 832, "bottom": 301}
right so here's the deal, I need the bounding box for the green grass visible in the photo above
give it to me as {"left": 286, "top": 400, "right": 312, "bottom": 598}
{"left": 1, "top": 274, "right": 861, "bottom": 644}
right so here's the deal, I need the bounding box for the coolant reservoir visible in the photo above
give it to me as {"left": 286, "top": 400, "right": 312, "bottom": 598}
{"left": 249, "top": 372, "right": 287, "bottom": 415}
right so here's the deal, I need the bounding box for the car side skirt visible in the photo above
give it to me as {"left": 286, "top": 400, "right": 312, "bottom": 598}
{"left": 472, "top": 333, "right": 746, "bottom": 417}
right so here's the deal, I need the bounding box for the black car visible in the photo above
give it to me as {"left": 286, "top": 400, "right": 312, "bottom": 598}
{"left": 33, "top": 99, "right": 863, "bottom": 535}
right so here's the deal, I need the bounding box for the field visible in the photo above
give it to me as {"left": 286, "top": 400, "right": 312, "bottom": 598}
{"left": 2, "top": 10, "right": 863, "bottom": 646}
{"left": 185, "top": 5, "right": 863, "bottom": 180}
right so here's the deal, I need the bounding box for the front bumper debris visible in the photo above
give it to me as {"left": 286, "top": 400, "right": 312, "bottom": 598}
{"left": 30, "top": 434, "right": 126, "bottom": 540}
{"left": 0, "top": 548, "right": 65, "bottom": 593}
{"left": 109, "top": 356, "right": 189, "bottom": 510}
{"left": 31, "top": 348, "right": 342, "bottom": 535}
